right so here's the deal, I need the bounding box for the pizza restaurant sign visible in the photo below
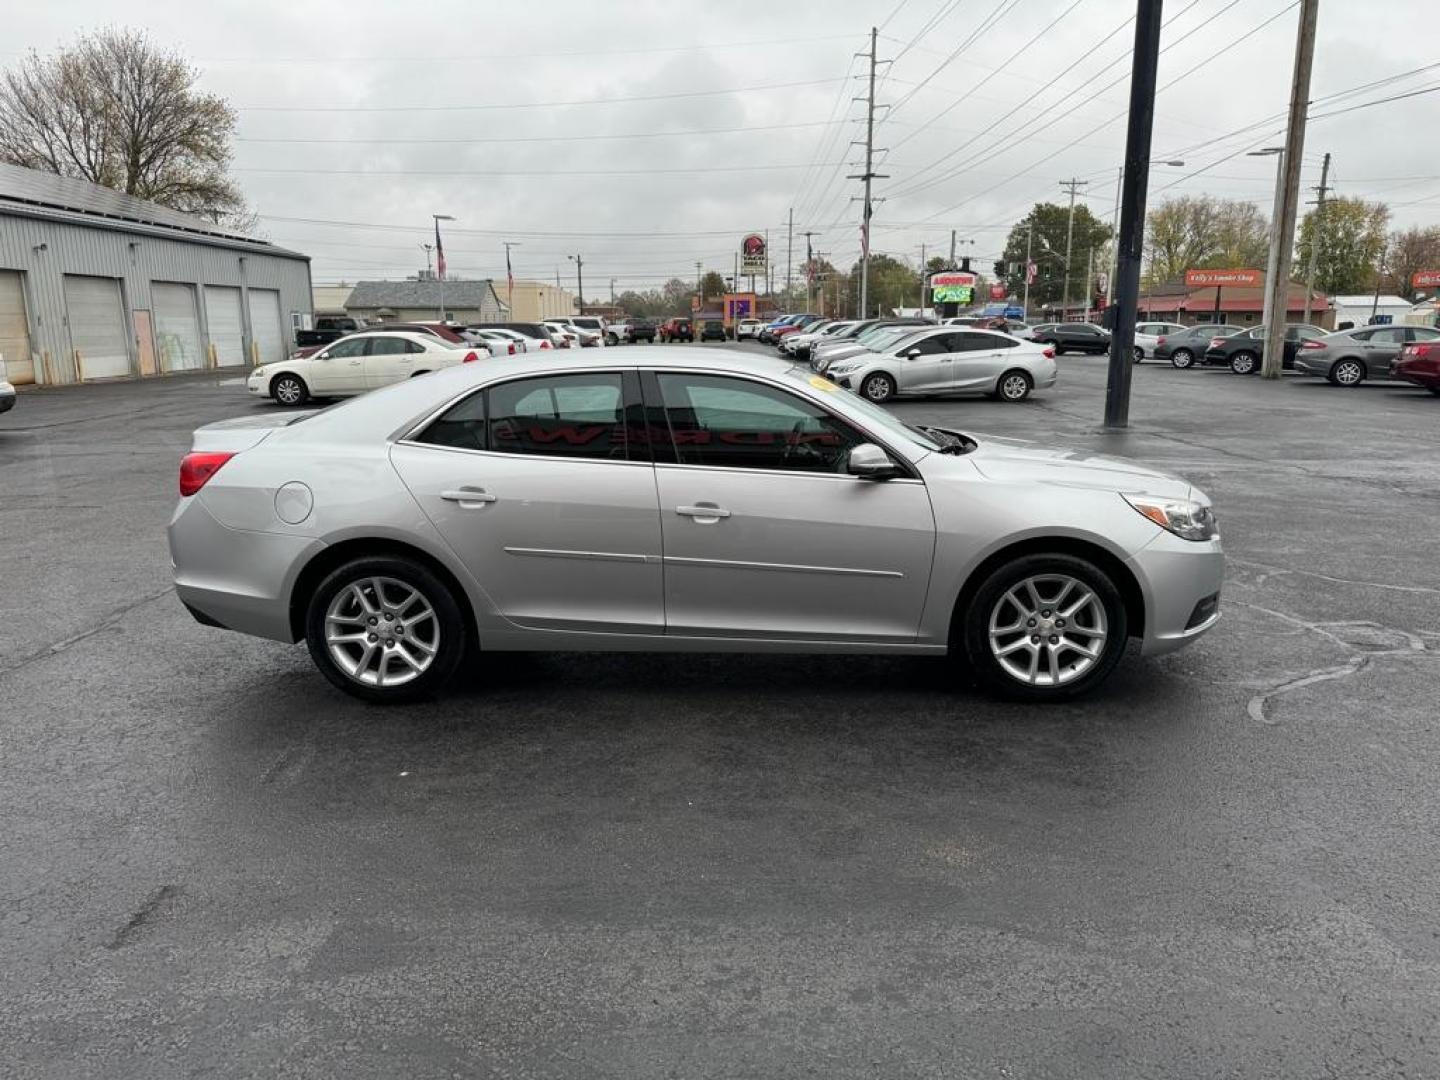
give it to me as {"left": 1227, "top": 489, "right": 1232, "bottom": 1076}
{"left": 1412, "top": 270, "right": 1440, "bottom": 289}
{"left": 1185, "top": 268, "right": 1261, "bottom": 288}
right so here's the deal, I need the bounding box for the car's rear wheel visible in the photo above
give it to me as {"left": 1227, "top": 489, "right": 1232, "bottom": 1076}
{"left": 304, "top": 556, "right": 466, "bottom": 703}
{"left": 1133, "top": 346, "right": 1144, "bottom": 363}
{"left": 271, "top": 373, "right": 309, "bottom": 406}
{"left": 606, "top": 333, "right": 618, "bottom": 346}
{"left": 1229, "top": 351, "right": 1259, "bottom": 375}
{"left": 861, "top": 372, "right": 897, "bottom": 402}
{"left": 996, "top": 369, "right": 1033, "bottom": 402}
{"left": 962, "top": 554, "right": 1128, "bottom": 701}
{"left": 1170, "top": 348, "right": 1195, "bottom": 369}
{"left": 1329, "top": 358, "right": 1364, "bottom": 386}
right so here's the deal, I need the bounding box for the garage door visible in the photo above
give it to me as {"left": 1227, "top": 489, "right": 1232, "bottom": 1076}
{"left": 205, "top": 286, "right": 244, "bottom": 367}
{"left": 63, "top": 276, "right": 130, "bottom": 380}
{"left": 248, "top": 289, "right": 284, "bottom": 366}
{"left": 0, "top": 270, "right": 33, "bottom": 385}
{"left": 152, "top": 282, "right": 203, "bottom": 372}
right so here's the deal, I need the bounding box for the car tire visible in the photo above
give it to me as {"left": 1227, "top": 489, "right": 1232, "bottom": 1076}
{"left": 606, "top": 333, "right": 618, "bottom": 346}
{"left": 1170, "top": 348, "right": 1195, "bottom": 369}
{"left": 304, "top": 555, "right": 467, "bottom": 704}
{"left": 861, "top": 372, "right": 897, "bottom": 403}
{"left": 1133, "top": 346, "right": 1144, "bottom": 363}
{"left": 996, "top": 369, "right": 1033, "bottom": 402}
{"left": 409, "top": 370, "right": 430, "bottom": 377}
{"left": 961, "top": 553, "right": 1128, "bottom": 701}
{"left": 271, "top": 373, "right": 309, "bottom": 406}
{"left": 1329, "top": 358, "right": 1365, "bottom": 386}
{"left": 1229, "top": 351, "right": 1259, "bottom": 375}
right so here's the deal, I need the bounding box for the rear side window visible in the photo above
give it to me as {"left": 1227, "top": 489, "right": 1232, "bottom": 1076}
{"left": 418, "top": 391, "right": 487, "bottom": 451}
{"left": 489, "top": 373, "right": 628, "bottom": 460}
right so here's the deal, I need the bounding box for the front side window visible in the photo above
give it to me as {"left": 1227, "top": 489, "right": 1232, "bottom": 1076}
{"left": 323, "top": 337, "right": 369, "bottom": 359}
{"left": 899, "top": 334, "right": 948, "bottom": 357}
{"left": 657, "top": 373, "right": 866, "bottom": 474}
{"left": 489, "top": 373, "right": 628, "bottom": 460}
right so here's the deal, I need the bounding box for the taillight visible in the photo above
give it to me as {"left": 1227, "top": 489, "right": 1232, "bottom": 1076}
{"left": 508, "top": 342, "right": 516, "bottom": 355}
{"left": 1043, "top": 347, "right": 1055, "bottom": 359}
{"left": 1209, "top": 337, "right": 1226, "bottom": 348}
{"left": 1409, "top": 342, "right": 1434, "bottom": 360}
{"left": 539, "top": 340, "right": 551, "bottom": 349}
{"left": 179, "top": 451, "right": 235, "bottom": 497}
{"left": 463, "top": 351, "right": 479, "bottom": 363}
{"left": 1301, "top": 339, "right": 1326, "bottom": 349}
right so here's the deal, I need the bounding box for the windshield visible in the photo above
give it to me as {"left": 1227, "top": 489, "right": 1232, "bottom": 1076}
{"left": 812, "top": 377, "right": 946, "bottom": 453}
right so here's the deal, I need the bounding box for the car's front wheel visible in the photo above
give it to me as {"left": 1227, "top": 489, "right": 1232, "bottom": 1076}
{"left": 606, "top": 333, "right": 618, "bottom": 346}
{"left": 1229, "top": 351, "right": 1259, "bottom": 375}
{"left": 961, "top": 553, "right": 1128, "bottom": 700}
{"left": 271, "top": 373, "right": 309, "bottom": 406}
{"left": 1170, "top": 348, "right": 1194, "bottom": 369}
{"left": 861, "top": 372, "right": 897, "bottom": 402}
{"left": 304, "top": 556, "right": 467, "bottom": 703}
{"left": 1133, "top": 346, "right": 1144, "bottom": 363}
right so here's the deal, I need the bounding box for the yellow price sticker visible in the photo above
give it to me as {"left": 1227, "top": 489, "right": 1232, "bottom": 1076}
{"left": 808, "top": 374, "right": 839, "bottom": 392}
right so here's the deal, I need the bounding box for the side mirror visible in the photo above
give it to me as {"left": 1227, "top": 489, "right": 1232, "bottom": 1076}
{"left": 848, "top": 443, "right": 901, "bottom": 480}
{"left": 905, "top": 347, "right": 923, "bottom": 358}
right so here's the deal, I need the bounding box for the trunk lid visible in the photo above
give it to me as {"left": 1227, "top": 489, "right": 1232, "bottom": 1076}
{"left": 190, "top": 410, "right": 322, "bottom": 453}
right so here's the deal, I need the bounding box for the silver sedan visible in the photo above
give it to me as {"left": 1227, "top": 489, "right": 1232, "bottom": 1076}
{"left": 169, "top": 349, "right": 1223, "bottom": 704}
{"left": 824, "top": 327, "right": 1058, "bottom": 403}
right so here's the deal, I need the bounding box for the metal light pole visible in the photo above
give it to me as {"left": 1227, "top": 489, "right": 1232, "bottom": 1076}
{"left": 1059, "top": 178, "right": 1088, "bottom": 319}
{"left": 432, "top": 214, "right": 454, "bottom": 321}
{"left": 421, "top": 243, "right": 433, "bottom": 277}
{"left": 568, "top": 254, "right": 584, "bottom": 315}
{"left": 1023, "top": 220, "right": 1033, "bottom": 319}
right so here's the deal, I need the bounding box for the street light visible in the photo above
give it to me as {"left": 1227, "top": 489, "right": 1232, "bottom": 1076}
{"left": 432, "top": 214, "right": 455, "bottom": 321}
{"left": 1249, "top": 147, "right": 1286, "bottom": 344}
{"left": 568, "top": 254, "right": 584, "bottom": 315}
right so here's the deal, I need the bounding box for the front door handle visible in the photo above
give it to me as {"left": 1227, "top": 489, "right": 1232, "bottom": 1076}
{"left": 676, "top": 504, "right": 730, "bottom": 522}
{"left": 441, "top": 487, "right": 497, "bottom": 508}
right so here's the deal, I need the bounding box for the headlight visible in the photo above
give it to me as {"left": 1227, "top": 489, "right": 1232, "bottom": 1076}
{"left": 251, "top": 366, "right": 266, "bottom": 378}
{"left": 827, "top": 361, "right": 860, "bottom": 375}
{"left": 1122, "top": 494, "right": 1218, "bottom": 541}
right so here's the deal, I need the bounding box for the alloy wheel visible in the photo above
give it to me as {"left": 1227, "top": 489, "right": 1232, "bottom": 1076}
{"left": 863, "top": 374, "right": 895, "bottom": 402}
{"left": 1171, "top": 349, "right": 1194, "bottom": 369}
{"left": 1230, "top": 352, "right": 1257, "bottom": 375}
{"left": 999, "top": 372, "right": 1031, "bottom": 401}
{"left": 1334, "top": 360, "right": 1364, "bottom": 386}
{"left": 987, "top": 574, "right": 1108, "bottom": 687}
{"left": 324, "top": 576, "right": 440, "bottom": 688}
{"left": 273, "top": 376, "right": 305, "bottom": 405}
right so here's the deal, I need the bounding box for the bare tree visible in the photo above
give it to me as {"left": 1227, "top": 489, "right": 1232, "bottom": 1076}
{"left": 1144, "top": 196, "right": 1270, "bottom": 283}
{"left": 0, "top": 29, "right": 249, "bottom": 227}
{"left": 1384, "top": 225, "right": 1440, "bottom": 299}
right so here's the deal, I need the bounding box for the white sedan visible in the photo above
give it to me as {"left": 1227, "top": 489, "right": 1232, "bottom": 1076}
{"left": 824, "top": 327, "right": 1057, "bottom": 403}
{"left": 1133, "top": 321, "right": 1187, "bottom": 362}
{"left": 248, "top": 331, "right": 488, "bottom": 406}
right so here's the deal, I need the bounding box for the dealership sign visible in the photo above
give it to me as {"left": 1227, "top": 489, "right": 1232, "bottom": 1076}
{"left": 1412, "top": 270, "right": 1440, "bottom": 289}
{"left": 930, "top": 270, "right": 978, "bottom": 304}
{"left": 741, "top": 234, "right": 766, "bottom": 274}
{"left": 1185, "top": 268, "right": 1262, "bottom": 288}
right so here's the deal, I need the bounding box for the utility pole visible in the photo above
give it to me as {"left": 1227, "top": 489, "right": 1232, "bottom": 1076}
{"left": 949, "top": 230, "right": 957, "bottom": 267}
{"left": 802, "top": 231, "right": 818, "bottom": 311}
{"left": 1102, "top": 0, "right": 1162, "bottom": 430}
{"left": 1261, "top": 0, "right": 1320, "bottom": 378}
{"left": 421, "top": 243, "right": 433, "bottom": 277}
{"left": 695, "top": 260, "right": 703, "bottom": 308}
{"left": 849, "top": 27, "right": 889, "bottom": 320}
{"left": 568, "top": 254, "right": 584, "bottom": 315}
{"left": 765, "top": 229, "right": 771, "bottom": 296}
{"left": 919, "top": 242, "right": 927, "bottom": 314}
{"left": 609, "top": 278, "right": 616, "bottom": 305}
{"left": 1023, "top": 218, "right": 1034, "bottom": 319}
{"left": 1303, "top": 151, "right": 1331, "bottom": 325}
{"left": 1059, "top": 178, "right": 1088, "bottom": 319}
{"left": 786, "top": 209, "right": 794, "bottom": 305}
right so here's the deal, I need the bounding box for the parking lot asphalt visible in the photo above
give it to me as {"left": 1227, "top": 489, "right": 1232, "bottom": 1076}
{"left": 2, "top": 348, "right": 1439, "bottom": 1079}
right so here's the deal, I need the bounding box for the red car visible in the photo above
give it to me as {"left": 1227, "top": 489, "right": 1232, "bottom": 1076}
{"left": 1393, "top": 340, "right": 1440, "bottom": 395}
{"left": 658, "top": 317, "right": 693, "bottom": 343}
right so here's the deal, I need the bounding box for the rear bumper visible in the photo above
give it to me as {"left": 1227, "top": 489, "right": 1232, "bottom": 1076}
{"left": 168, "top": 495, "right": 321, "bottom": 643}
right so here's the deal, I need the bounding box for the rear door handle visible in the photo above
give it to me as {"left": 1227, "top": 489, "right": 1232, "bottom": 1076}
{"left": 441, "top": 487, "right": 497, "bottom": 508}
{"left": 676, "top": 504, "right": 730, "bottom": 521}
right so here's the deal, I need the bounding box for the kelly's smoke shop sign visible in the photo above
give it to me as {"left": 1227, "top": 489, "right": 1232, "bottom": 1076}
{"left": 929, "top": 270, "right": 978, "bottom": 304}
{"left": 1184, "top": 268, "right": 1262, "bottom": 288}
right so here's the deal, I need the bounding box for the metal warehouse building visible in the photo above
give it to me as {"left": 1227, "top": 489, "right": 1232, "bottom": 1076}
{"left": 0, "top": 163, "right": 310, "bottom": 386}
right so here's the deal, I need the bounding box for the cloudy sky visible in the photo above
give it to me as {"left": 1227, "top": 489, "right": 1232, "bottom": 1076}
{"left": 8, "top": 0, "right": 1438, "bottom": 296}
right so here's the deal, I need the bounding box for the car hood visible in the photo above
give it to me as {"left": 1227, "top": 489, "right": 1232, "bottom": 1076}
{"left": 965, "top": 433, "right": 1196, "bottom": 501}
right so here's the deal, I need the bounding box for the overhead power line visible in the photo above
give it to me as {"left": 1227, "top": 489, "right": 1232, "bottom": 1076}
{"left": 236, "top": 76, "right": 846, "bottom": 112}
{"left": 235, "top": 120, "right": 834, "bottom": 146}
{"left": 237, "top": 163, "right": 844, "bottom": 177}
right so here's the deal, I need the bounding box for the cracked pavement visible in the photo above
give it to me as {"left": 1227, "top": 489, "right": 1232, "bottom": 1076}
{"left": 1, "top": 353, "right": 1438, "bottom": 1079}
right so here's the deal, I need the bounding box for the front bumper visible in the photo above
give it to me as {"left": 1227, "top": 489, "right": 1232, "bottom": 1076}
{"left": 1127, "top": 529, "right": 1225, "bottom": 656}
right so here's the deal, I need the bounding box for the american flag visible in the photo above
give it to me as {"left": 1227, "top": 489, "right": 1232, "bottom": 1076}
{"left": 435, "top": 220, "right": 447, "bottom": 281}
